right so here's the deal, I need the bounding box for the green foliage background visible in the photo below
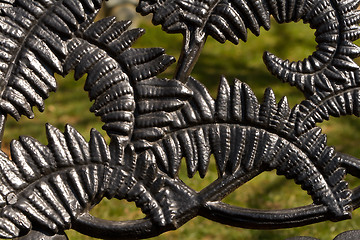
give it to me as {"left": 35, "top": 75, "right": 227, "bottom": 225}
{"left": 3, "top": 5, "right": 360, "bottom": 240}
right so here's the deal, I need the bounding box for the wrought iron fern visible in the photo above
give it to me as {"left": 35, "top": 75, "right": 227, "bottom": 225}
{"left": 0, "top": 124, "right": 177, "bottom": 238}
{"left": 0, "top": 124, "right": 113, "bottom": 238}
{"left": 0, "top": 0, "right": 188, "bottom": 238}
{"left": 136, "top": 0, "right": 360, "bottom": 142}
{"left": 294, "top": 71, "right": 360, "bottom": 134}
{"left": 63, "top": 15, "right": 192, "bottom": 141}
{"left": 1, "top": 0, "right": 360, "bottom": 239}
{"left": 138, "top": 76, "right": 351, "bottom": 220}
{"left": 0, "top": 0, "right": 102, "bottom": 120}
{"left": 137, "top": 0, "right": 360, "bottom": 98}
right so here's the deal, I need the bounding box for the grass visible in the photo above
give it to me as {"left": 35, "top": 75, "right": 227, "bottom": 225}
{"left": 2, "top": 10, "right": 360, "bottom": 240}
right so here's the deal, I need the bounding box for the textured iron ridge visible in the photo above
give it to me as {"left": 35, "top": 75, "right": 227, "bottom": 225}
{"left": 0, "top": 0, "right": 359, "bottom": 240}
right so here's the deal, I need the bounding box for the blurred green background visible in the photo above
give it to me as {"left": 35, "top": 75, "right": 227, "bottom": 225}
{"left": 3, "top": 2, "right": 360, "bottom": 240}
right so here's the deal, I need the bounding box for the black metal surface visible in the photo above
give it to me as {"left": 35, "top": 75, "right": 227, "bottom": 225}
{"left": 0, "top": 0, "right": 360, "bottom": 239}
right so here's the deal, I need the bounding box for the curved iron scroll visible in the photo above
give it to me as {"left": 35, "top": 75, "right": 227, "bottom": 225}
{"left": 0, "top": 0, "right": 360, "bottom": 239}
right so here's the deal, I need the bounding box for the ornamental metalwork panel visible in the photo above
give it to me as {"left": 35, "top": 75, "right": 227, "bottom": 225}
{"left": 0, "top": 0, "right": 359, "bottom": 239}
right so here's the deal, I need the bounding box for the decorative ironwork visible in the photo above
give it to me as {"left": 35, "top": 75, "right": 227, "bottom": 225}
{"left": 0, "top": 0, "right": 359, "bottom": 239}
